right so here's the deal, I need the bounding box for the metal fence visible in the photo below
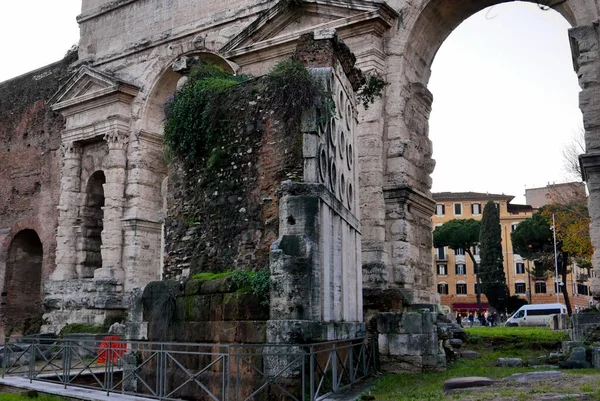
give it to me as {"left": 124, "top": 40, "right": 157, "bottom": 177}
{"left": 1, "top": 336, "right": 376, "bottom": 401}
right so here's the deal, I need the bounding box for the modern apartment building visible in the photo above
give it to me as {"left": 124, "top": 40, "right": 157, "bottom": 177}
{"left": 432, "top": 192, "right": 593, "bottom": 314}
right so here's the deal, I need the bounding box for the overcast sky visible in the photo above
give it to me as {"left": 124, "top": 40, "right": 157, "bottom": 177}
{"left": 429, "top": 2, "right": 582, "bottom": 203}
{"left": 0, "top": 2, "right": 583, "bottom": 204}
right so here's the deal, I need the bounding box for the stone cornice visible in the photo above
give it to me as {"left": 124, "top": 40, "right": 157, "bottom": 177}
{"left": 580, "top": 152, "right": 600, "bottom": 182}
{"left": 136, "top": 130, "right": 164, "bottom": 148}
{"left": 122, "top": 218, "right": 162, "bottom": 233}
{"left": 383, "top": 184, "right": 436, "bottom": 216}
{"left": 221, "top": 0, "right": 397, "bottom": 58}
{"left": 62, "top": 116, "right": 131, "bottom": 145}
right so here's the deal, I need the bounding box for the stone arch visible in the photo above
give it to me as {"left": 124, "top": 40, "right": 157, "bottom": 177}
{"left": 140, "top": 51, "right": 237, "bottom": 135}
{"left": 3, "top": 229, "right": 43, "bottom": 335}
{"left": 374, "top": 0, "right": 592, "bottom": 305}
{"left": 400, "top": 0, "right": 582, "bottom": 85}
{"left": 79, "top": 170, "right": 106, "bottom": 278}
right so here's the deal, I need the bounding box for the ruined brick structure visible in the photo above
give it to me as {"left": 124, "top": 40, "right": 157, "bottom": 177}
{"left": 2, "top": 0, "right": 600, "bottom": 373}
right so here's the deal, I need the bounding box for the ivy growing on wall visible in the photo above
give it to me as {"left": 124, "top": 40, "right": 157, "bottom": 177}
{"left": 163, "top": 59, "right": 324, "bottom": 167}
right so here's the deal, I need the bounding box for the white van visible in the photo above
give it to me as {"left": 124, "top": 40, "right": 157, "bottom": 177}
{"left": 505, "top": 303, "right": 567, "bottom": 327}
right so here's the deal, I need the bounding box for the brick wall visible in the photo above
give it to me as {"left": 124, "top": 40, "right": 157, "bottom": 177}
{"left": 0, "top": 51, "right": 77, "bottom": 333}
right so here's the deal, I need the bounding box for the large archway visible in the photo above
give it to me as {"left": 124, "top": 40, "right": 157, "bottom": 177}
{"left": 365, "top": 0, "right": 597, "bottom": 305}
{"left": 3, "top": 229, "right": 43, "bottom": 335}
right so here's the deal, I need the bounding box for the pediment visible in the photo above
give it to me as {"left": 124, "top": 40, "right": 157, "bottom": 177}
{"left": 51, "top": 65, "right": 139, "bottom": 112}
{"left": 221, "top": 0, "right": 398, "bottom": 57}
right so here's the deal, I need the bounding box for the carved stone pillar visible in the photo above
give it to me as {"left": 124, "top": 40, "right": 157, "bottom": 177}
{"left": 95, "top": 131, "right": 128, "bottom": 281}
{"left": 52, "top": 142, "right": 83, "bottom": 280}
{"left": 571, "top": 23, "right": 600, "bottom": 301}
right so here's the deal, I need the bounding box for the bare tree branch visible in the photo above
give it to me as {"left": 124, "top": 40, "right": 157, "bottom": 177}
{"left": 562, "top": 128, "right": 586, "bottom": 181}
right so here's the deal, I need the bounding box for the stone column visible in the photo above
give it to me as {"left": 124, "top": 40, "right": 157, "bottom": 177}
{"left": 571, "top": 24, "right": 600, "bottom": 301}
{"left": 95, "top": 131, "right": 128, "bottom": 282}
{"left": 52, "top": 142, "right": 83, "bottom": 280}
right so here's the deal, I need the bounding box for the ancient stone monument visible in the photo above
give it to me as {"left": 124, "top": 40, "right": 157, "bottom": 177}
{"left": 1, "top": 0, "right": 600, "bottom": 377}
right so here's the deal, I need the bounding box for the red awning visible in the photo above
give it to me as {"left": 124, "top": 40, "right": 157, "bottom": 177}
{"left": 452, "top": 303, "right": 489, "bottom": 310}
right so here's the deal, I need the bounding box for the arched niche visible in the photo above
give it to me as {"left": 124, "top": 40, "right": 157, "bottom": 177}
{"left": 4, "top": 229, "right": 43, "bottom": 334}
{"left": 80, "top": 170, "right": 106, "bottom": 278}
{"left": 141, "top": 51, "right": 237, "bottom": 135}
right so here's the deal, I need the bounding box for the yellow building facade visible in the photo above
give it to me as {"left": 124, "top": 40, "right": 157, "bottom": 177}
{"left": 432, "top": 192, "right": 593, "bottom": 314}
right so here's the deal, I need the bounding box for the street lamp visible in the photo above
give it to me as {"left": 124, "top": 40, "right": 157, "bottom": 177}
{"left": 552, "top": 214, "right": 560, "bottom": 304}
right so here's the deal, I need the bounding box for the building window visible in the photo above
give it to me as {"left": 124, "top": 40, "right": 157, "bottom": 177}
{"left": 437, "top": 283, "right": 449, "bottom": 295}
{"left": 472, "top": 246, "right": 478, "bottom": 256}
{"left": 515, "top": 262, "right": 525, "bottom": 274}
{"left": 437, "top": 247, "right": 446, "bottom": 260}
{"left": 456, "top": 283, "right": 467, "bottom": 295}
{"left": 511, "top": 223, "right": 519, "bottom": 232}
{"left": 455, "top": 248, "right": 465, "bottom": 256}
{"left": 436, "top": 204, "right": 445, "bottom": 216}
{"left": 437, "top": 264, "right": 447, "bottom": 276}
{"left": 471, "top": 203, "right": 481, "bottom": 215}
{"left": 454, "top": 203, "right": 462, "bottom": 216}
{"left": 455, "top": 264, "right": 466, "bottom": 275}
{"left": 515, "top": 282, "right": 526, "bottom": 294}
{"left": 474, "top": 282, "right": 482, "bottom": 294}
{"left": 578, "top": 284, "right": 589, "bottom": 296}
{"left": 534, "top": 282, "right": 547, "bottom": 294}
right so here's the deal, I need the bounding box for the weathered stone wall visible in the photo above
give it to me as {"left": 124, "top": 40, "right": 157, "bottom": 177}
{"left": 164, "top": 79, "right": 303, "bottom": 279}
{"left": 377, "top": 311, "right": 445, "bottom": 373}
{"left": 0, "top": 51, "right": 77, "bottom": 335}
{"left": 141, "top": 277, "right": 269, "bottom": 400}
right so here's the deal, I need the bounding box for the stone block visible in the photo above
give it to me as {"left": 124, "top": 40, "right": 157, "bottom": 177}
{"left": 591, "top": 347, "right": 600, "bottom": 368}
{"left": 210, "top": 321, "right": 238, "bottom": 343}
{"left": 562, "top": 341, "right": 585, "bottom": 354}
{"left": 443, "top": 377, "right": 494, "bottom": 392}
{"left": 222, "top": 293, "right": 269, "bottom": 321}
{"left": 378, "top": 333, "right": 389, "bottom": 355}
{"left": 235, "top": 321, "right": 267, "bottom": 343}
{"left": 209, "top": 294, "right": 224, "bottom": 321}
{"left": 376, "top": 313, "right": 401, "bottom": 334}
{"left": 496, "top": 358, "right": 523, "bottom": 367}
{"left": 399, "top": 312, "right": 423, "bottom": 334}
{"left": 180, "top": 295, "right": 211, "bottom": 322}
{"left": 388, "top": 333, "right": 428, "bottom": 357}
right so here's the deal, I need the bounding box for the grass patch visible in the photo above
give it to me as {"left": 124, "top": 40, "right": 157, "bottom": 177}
{"left": 191, "top": 271, "right": 233, "bottom": 281}
{"left": 466, "top": 326, "right": 568, "bottom": 349}
{"left": 0, "top": 393, "right": 69, "bottom": 401}
{"left": 366, "top": 326, "right": 581, "bottom": 400}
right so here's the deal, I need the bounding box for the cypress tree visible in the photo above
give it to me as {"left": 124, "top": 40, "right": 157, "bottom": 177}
{"left": 479, "top": 200, "right": 509, "bottom": 311}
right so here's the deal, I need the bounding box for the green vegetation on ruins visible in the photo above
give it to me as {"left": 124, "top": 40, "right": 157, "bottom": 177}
{"left": 163, "top": 59, "right": 325, "bottom": 168}
{"left": 365, "top": 326, "right": 599, "bottom": 401}
{"left": 191, "top": 270, "right": 233, "bottom": 281}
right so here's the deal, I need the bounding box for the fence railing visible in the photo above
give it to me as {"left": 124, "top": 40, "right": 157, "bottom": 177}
{"left": 1, "top": 336, "right": 376, "bottom": 401}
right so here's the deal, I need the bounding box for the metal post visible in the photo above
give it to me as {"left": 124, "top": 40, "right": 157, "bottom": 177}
{"left": 28, "top": 344, "right": 36, "bottom": 383}
{"left": 309, "top": 345, "right": 315, "bottom": 401}
{"left": 224, "top": 345, "right": 229, "bottom": 401}
{"left": 63, "top": 340, "right": 71, "bottom": 388}
{"left": 105, "top": 341, "right": 111, "bottom": 395}
{"left": 553, "top": 214, "right": 560, "bottom": 303}
{"left": 331, "top": 343, "right": 338, "bottom": 393}
{"left": 349, "top": 343, "right": 355, "bottom": 384}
